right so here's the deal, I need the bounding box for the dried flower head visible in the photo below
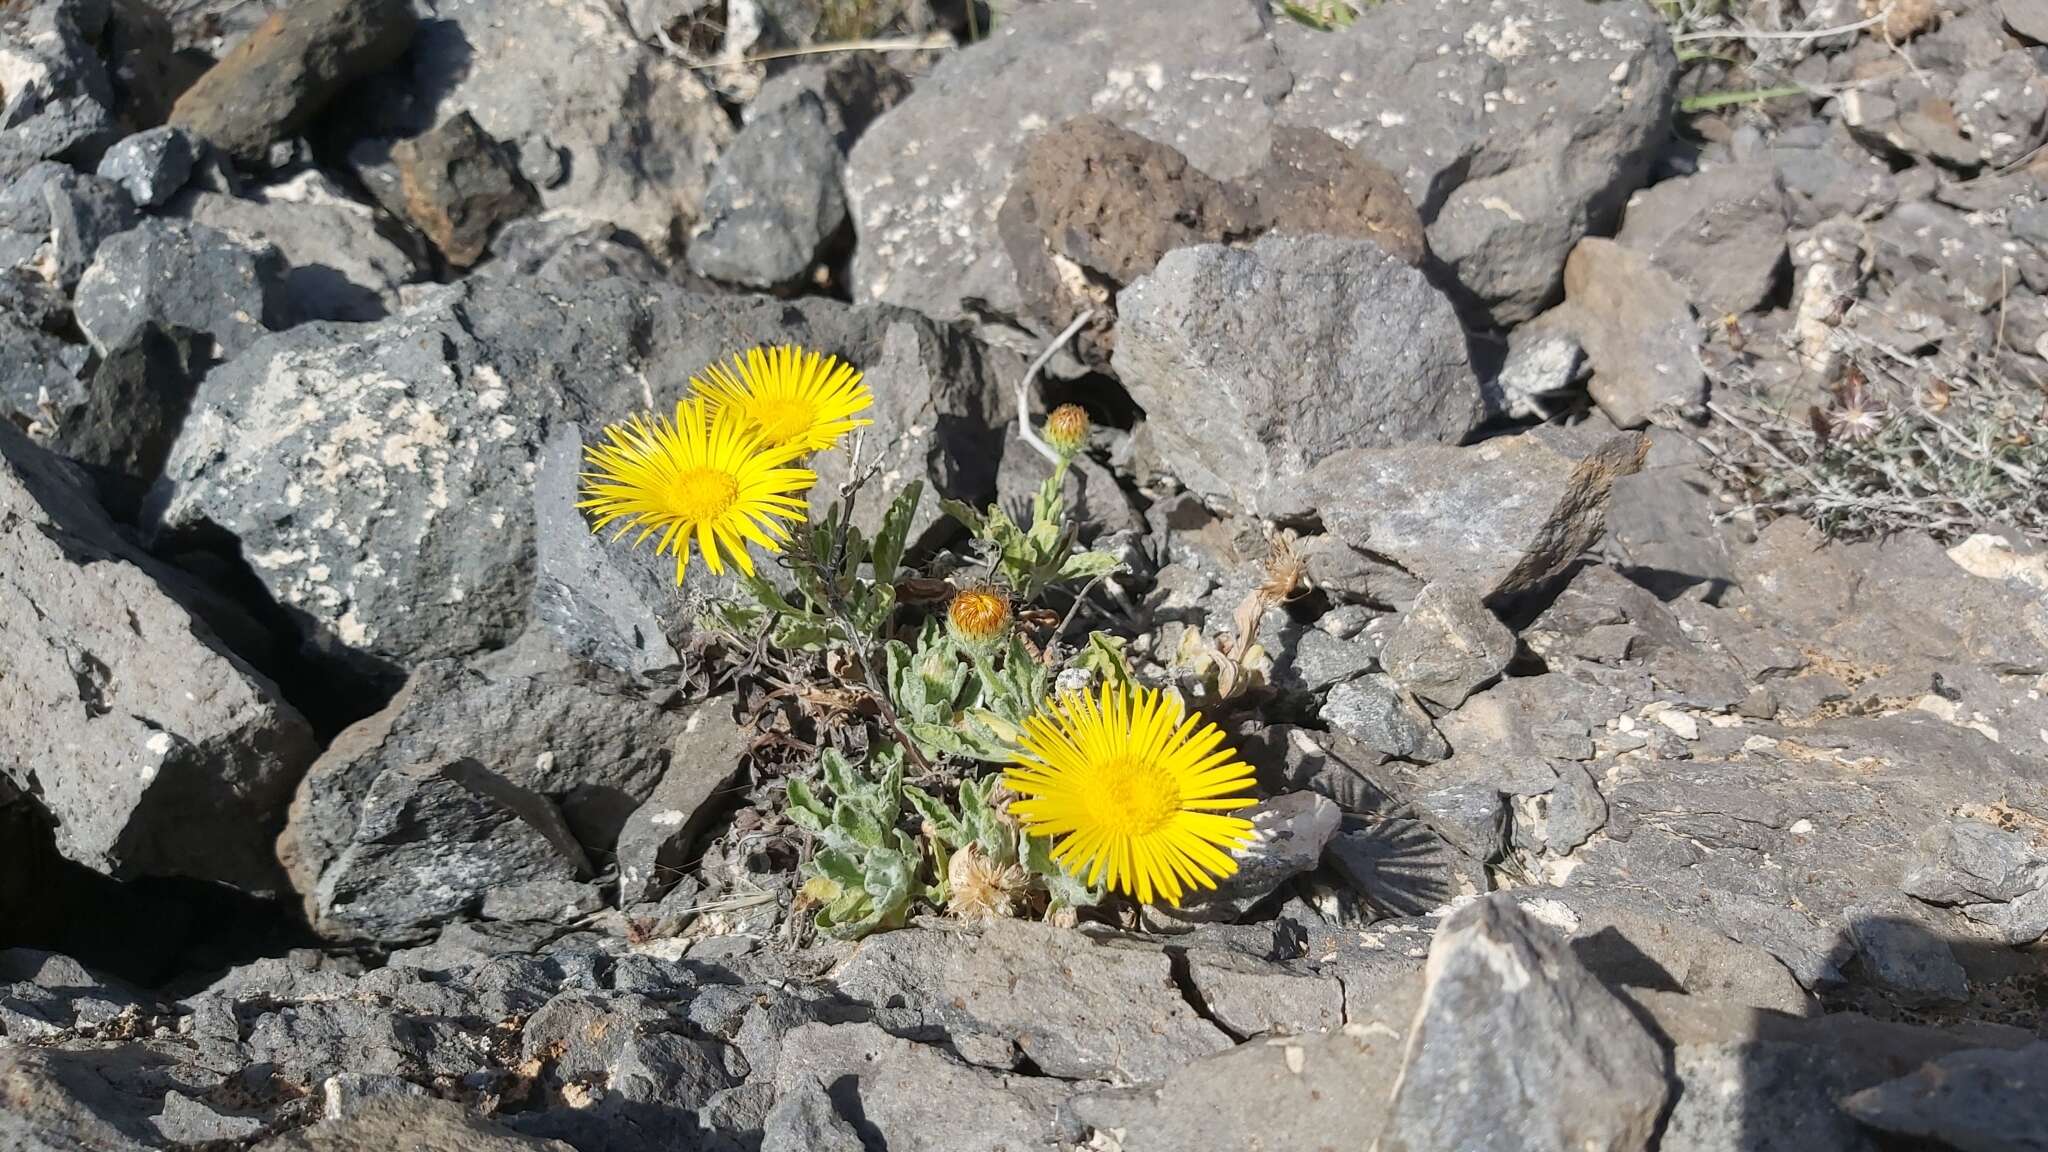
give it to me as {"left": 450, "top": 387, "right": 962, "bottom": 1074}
{"left": 947, "top": 585, "right": 1013, "bottom": 651}
{"left": 946, "top": 844, "right": 1031, "bottom": 920}
{"left": 578, "top": 398, "right": 814, "bottom": 581}
{"left": 692, "top": 344, "right": 874, "bottom": 454}
{"left": 1043, "top": 404, "right": 1091, "bottom": 457}
{"left": 1002, "top": 683, "right": 1257, "bottom": 906}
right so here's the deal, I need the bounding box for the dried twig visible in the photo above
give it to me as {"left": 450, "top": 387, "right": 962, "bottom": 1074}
{"left": 1016, "top": 310, "right": 1096, "bottom": 466}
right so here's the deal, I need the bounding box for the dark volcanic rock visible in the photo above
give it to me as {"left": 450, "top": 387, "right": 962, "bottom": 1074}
{"left": 391, "top": 112, "right": 539, "bottom": 268}
{"left": 73, "top": 218, "right": 279, "bottom": 358}
{"left": 168, "top": 0, "right": 419, "bottom": 163}
{"left": 687, "top": 91, "right": 845, "bottom": 290}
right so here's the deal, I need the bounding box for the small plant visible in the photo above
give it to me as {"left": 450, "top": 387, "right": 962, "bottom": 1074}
{"left": 580, "top": 343, "right": 1268, "bottom": 939}
{"left": 1277, "top": 1, "right": 1360, "bottom": 31}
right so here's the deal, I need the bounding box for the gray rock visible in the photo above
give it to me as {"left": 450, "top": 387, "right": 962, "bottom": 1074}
{"left": 1114, "top": 234, "right": 1482, "bottom": 517}
{"left": 687, "top": 90, "right": 845, "bottom": 290}
{"left": 508, "top": 992, "right": 742, "bottom": 1148}
{"left": 313, "top": 758, "right": 592, "bottom": 943}
{"left": 1661, "top": 1041, "right": 1883, "bottom": 1152}
{"left": 1489, "top": 327, "right": 1585, "bottom": 420}
{"left": 47, "top": 324, "right": 207, "bottom": 503}
{"left": 478, "top": 879, "right": 603, "bottom": 924}
{"left": 95, "top": 127, "right": 200, "bottom": 208}
{"left": 1173, "top": 791, "right": 1340, "bottom": 922}
{"left": 0, "top": 421, "right": 317, "bottom": 893}
{"left": 1379, "top": 584, "right": 1516, "bottom": 709}
{"left": 771, "top": 1023, "right": 1067, "bottom": 1151}
{"left": 760, "top": 1076, "right": 865, "bottom": 1152}
{"left": 254, "top": 1098, "right": 574, "bottom": 1152}
{"left": 0, "top": 0, "right": 119, "bottom": 182}
{"left": 614, "top": 699, "right": 751, "bottom": 905}
{"left": 41, "top": 170, "right": 136, "bottom": 290}
{"left": 1327, "top": 819, "right": 1485, "bottom": 917}
{"left": 1181, "top": 948, "right": 1343, "bottom": 1037}
{"left": 1381, "top": 895, "right": 1670, "bottom": 1152}
{"left": 1556, "top": 238, "right": 1708, "bottom": 428}
{"left": 1064, "top": 1022, "right": 1410, "bottom": 1151}
{"left": 388, "top": 112, "right": 538, "bottom": 268}
{"left": 1845, "top": 902, "right": 1970, "bottom": 1006}
{"left": 1841, "top": 1043, "right": 2048, "bottom": 1152}
{"left": 151, "top": 1093, "right": 266, "bottom": 1144}
{"left": 1321, "top": 675, "right": 1449, "bottom": 762}
{"left": 847, "top": 0, "right": 1674, "bottom": 332}
{"left": 832, "top": 919, "right": 1232, "bottom": 1083}
{"left": 1901, "top": 818, "right": 2048, "bottom": 906}
{"left": 280, "top": 647, "right": 693, "bottom": 937}
{"left": 2007, "top": 0, "right": 2048, "bottom": 43}
{"left": 176, "top": 180, "right": 418, "bottom": 322}
{"left": 1306, "top": 430, "right": 1649, "bottom": 607}
{"left": 168, "top": 0, "right": 417, "bottom": 163}
{"left": 0, "top": 293, "right": 90, "bottom": 441}
{"left": 316, "top": 1073, "right": 431, "bottom": 1122}
{"left": 73, "top": 218, "right": 279, "bottom": 358}
{"left": 370, "top": 0, "right": 733, "bottom": 256}
{"left": 1408, "top": 781, "right": 1509, "bottom": 864}
{"left": 1616, "top": 163, "right": 1790, "bottom": 316}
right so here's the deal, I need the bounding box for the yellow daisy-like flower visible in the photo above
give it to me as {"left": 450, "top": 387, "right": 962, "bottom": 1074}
{"left": 578, "top": 398, "right": 815, "bottom": 582}
{"left": 692, "top": 344, "right": 874, "bottom": 454}
{"left": 1002, "top": 684, "right": 1258, "bottom": 907}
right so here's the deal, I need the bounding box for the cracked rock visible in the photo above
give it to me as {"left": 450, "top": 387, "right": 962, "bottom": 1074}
{"left": 1378, "top": 584, "right": 1516, "bottom": 709}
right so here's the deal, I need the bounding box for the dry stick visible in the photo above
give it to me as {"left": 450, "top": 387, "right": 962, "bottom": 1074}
{"left": 682, "top": 33, "right": 954, "bottom": 70}
{"left": 1671, "top": 7, "right": 1888, "bottom": 42}
{"left": 1017, "top": 310, "right": 1097, "bottom": 466}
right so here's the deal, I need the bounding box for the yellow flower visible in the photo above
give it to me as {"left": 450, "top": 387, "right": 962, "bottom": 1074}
{"left": 1043, "top": 403, "right": 1090, "bottom": 457}
{"left": 1002, "top": 684, "right": 1257, "bottom": 907}
{"left": 578, "top": 398, "right": 815, "bottom": 582}
{"left": 946, "top": 585, "right": 1012, "bottom": 651}
{"left": 693, "top": 344, "right": 874, "bottom": 454}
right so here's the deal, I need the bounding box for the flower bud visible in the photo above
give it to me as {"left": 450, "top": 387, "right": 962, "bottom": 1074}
{"left": 1043, "top": 404, "right": 1090, "bottom": 458}
{"left": 946, "top": 585, "right": 1013, "bottom": 652}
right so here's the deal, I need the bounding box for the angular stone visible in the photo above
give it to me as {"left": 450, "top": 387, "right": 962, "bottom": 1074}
{"left": 40, "top": 170, "right": 136, "bottom": 291}
{"left": 1307, "top": 430, "right": 1649, "bottom": 607}
{"left": 1841, "top": 1043, "right": 2048, "bottom": 1151}
{"left": 2007, "top": 0, "right": 2048, "bottom": 42}
{"left": 280, "top": 646, "right": 693, "bottom": 936}
{"left": 1321, "top": 675, "right": 1448, "bottom": 763}
{"left": 1245, "top": 125, "right": 1426, "bottom": 266}
{"left": 179, "top": 190, "right": 413, "bottom": 326}
{"left": 0, "top": 0, "right": 119, "bottom": 182}
{"left": 1558, "top": 238, "right": 1709, "bottom": 428}
{"left": 391, "top": 112, "right": 538, "bottom": 269}
{"left": 615, "top": 699, "right": 752, "bottom": 905}
{"left": 48, "top": 324, "right": 207, "bottom": 508}
{"left": 169, "top": 0, "right": 417, "bottom": 163}
{"left": 1379, "top": 584, "right": 1516, "bottom": 709}
{"left": 95, "top": 127, "right": 200, "bottom": 208}
{"left": 1382, "top": 895, "right": 1670, "bottom": 1152}
{"left": 1115, "top": 233, "right": 1482, "bottom": 517}
{"left": 832, "top": 919, "right": 1231, "bottom": 1083}
{"left": 253, "top": 1098, "right": 573, "bottom": 1152}
{"left": 1901, "top": 818, "right": 2048, "bottom": 906}
{"left": 770, "top": 1023, "right": 1067, "bottom": 1151}
{"left": 1181, "top": 948, "right": 1343, "bottom": 1037}
{"left": 0, "top": 422, "right": 316, "bottom": 894}
{"left": 1173, "top": 791, "right": 1340, "bottom": 922}
{"left": 687, "top": 90, "right": 845, "bottom": 290}
{"left": 73, "top": 218, "right": 278, "bottom": 358}
{"left": 1845, "top": 902, "right": 1970, "bottom": 1006}
{"left": 1616, "top": 163, "right": 1790, "bottom": 316}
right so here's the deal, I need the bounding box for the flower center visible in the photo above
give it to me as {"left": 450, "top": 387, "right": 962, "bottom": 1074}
{"left": 1081, "top": 756, "right": 1182, "bottom": 839}
{"left": 665, "top": 467, "right": 739, "bottom": 523}
{"left": 751, "top": 396, "right": 819, "bottom": 448}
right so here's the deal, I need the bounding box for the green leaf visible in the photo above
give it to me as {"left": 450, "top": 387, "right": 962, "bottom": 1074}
{"left": 1076, "top": 631, "right": 1135, "bottom": 693}
{"left": 939, "top": 496, "right": 986, "bottom": 535}
{"left": 1024, "top": 833, "right": 1102, "bottom": 910}
{"left": 871, "top": 481, "right": 924, "bottom": 581}
{"left": 1059, "top": 550, "right": 1121, "bottom": 580}
{"left": 903, "top": 784, "right": 965, "bottom": 846}
{"left": 785, "top": 779, "right": 828, "bottom": 832}
{"left": 772, "top": 615, "right": 838, "bottom": 652}
{"left": 809, "top": 847, "right": 864, "bottom": 888}
{"left": 742, "top": 572, "right": 804, "bottom": 617}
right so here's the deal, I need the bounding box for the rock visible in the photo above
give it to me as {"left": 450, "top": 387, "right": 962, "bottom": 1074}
{"left": 41, "top": 170, "right": 137, "bottom": 290}
{"left": 390, "top": 112, "right": 538, "bottom": 269}
{"left": 1114, "top": 233, "right": 1483, "bottom": 516}
{"left": 2007, "top": 0, "right": 2048, "bottom": 43}
{"left": 1841, "top": 1043, "right": 2048, "bottom": 1152}
{"left": 1901, "top": 818, "right": 2048, "bottom": 906}
{"left": 1243, "top": 125, "right": 1427, "bottom": 266}
{"left": 1539, "top": 891, "right": 1813, "bottom": 1018}
{"left": 0, "top": 422, "right": 317, "bottom": 894}
{"left": 687, "top": 90, "right": 845, "bottom": 290}
{"left": 833, "top": 919, "right": 1232, "bottom": 1083}
{"left": 95, "top": 127, "right": 200, "bottom": 209}
{"left": 1306, "top": 430, "right": 1649, "bottom": 607}
{"left": 48, "top": 324, "right": 207, "bottom": 507}
{"left": 1845, "top": 902, "right": 1970, "bottom": 1006}
{"left": 1616, "top": 163, "right": 1790, "bottom": 316}
{"left": 847, "top": 0, "right": 1674, "bottom": 332}
{"left": 311, "top": 758, "right": 591, "bottom": 943}
{"left": 254, "top": 1098, "right": 575, "bottom": 1152}
{"left": 1064, "top": 1021, "right": 1410, "bottom": 1151}
{"left": 507, "top": 992, "right": 743, "bottom": 1148}
{"left": 1327, "top": 819, "right": 1485, "bottom": 917}
{"left": 0, "top": 0, "right": 119, "bottom": 182}
{"left": 1172, "top": 792, "right": 1340, "bottom": 922}
{"left": 614, "top": 699, "right": 752, "bottom": 905}
{"left": 477, "top": 879, "right": 603, "bottom": 924}
{"left": 279, "top": 647, "right": 695, "bottom": 939}
{"left": 73, "top": 218, "right": 279, "bottom": 358}
{"left": 770, "top": 1023, "right": 1068, "bottom": 1151}
{"left": 368, "top": 0, "right": 733, "bottom": 256}
{"left": 1660, "top": 1040, "right": 1884, "bottom": 1152}
{"left": 1381, "top": 895, "right": 1670, "bottom": 1152}
{"left": 1378, "top": 584, "right": 1516, "bottom": 709}
{"left": 168, "top": 0, "right": 417, "bottom": 163}
{"left": 0, "top": 294, "right": 90, "bottom": 442}
{"left": 1555, "top": 238, "right": 1708, "bottom": 428}
{"left": 760, "top": 1077, "right": 865, "bottom": 1152}
{"left": 1489, "top": 326, "right": 1585, "bottom": 420}
{"left": 1321, "top": 675, "right": 1449, "bottom": 762}
{"left": 176, "top": 178, "right": 417, "bottom": 322}
{"left": 1180, "top": 948, "right": 1343, "bottom": 1037}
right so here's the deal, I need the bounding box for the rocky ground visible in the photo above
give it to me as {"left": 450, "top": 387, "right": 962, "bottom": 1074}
{"left": 5, "top": 0, "right": 2048, "bottom": 1148}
